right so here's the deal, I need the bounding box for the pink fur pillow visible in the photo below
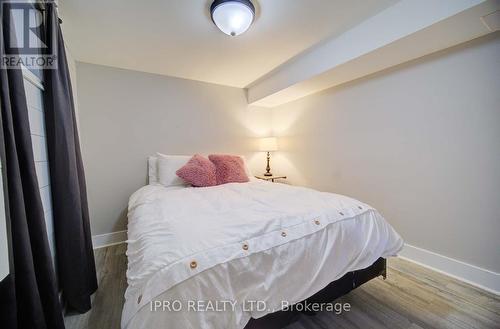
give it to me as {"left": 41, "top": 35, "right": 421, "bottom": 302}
{"left": 208, "top": 154, "right": 249, "bottom": 185}
{"left": 176, "top": 154, "right": 217, "bottom": 187}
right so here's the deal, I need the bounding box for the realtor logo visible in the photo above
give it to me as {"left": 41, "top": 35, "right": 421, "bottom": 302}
{"left": 1, "top": 0, "right": 57, "bottom": 69}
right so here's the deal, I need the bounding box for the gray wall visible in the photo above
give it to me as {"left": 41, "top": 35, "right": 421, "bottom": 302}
{"left": 271, "top": 34, "right": 500, "bottom": 273}
{"left": 76, "top": 63, "right": 270, "bottom": 235}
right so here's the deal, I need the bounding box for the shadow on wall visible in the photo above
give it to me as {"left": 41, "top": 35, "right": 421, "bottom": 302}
{"left": 272, "top": 151, "right": 308, "bottom": 186}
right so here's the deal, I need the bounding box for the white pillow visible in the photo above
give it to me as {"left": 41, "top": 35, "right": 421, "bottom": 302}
{"left": 148, "top": 153, "right": 252, "bottom": 185}
{"left": 239, "top": 155, "right": 253, "bottom": 178}
{"left": 156, "top": 153, "right": 191, "bottom": 187}
{"left": 148, "top": 156, "right": 159, "bottom": 184}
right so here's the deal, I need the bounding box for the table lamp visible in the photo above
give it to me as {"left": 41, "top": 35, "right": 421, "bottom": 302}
{"left": 258, "top": 137, "right": 278, "bottom": 176}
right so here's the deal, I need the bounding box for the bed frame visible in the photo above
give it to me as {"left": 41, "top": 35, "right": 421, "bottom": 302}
{"left": 243, "top": 257, "right": 387, "bottom": 329}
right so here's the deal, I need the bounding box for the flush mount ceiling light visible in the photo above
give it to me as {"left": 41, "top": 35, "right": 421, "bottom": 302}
{"left": 210, "top": 0, "right": 255, "bottom": 36}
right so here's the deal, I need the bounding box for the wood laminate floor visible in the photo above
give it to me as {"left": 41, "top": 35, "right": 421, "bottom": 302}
{"left": 64, "top": 244, "right": 500, "bottom": 329}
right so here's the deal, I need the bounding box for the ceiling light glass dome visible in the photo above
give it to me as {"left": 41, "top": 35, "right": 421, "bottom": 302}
{"left": 210, "top": 0, "right": 255, "bottom": 36}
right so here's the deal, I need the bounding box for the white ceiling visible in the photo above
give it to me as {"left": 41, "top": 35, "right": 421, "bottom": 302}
{"left": 58, "top": 0, "right": 397, "bottom": 88}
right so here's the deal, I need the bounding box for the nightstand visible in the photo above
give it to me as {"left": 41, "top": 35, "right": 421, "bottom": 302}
{"left": 254, "top": 175, "right": 287, "bottom": 183}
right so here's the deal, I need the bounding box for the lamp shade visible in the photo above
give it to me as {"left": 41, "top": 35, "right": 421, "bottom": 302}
{"left": 210, "top": 0, "right": 255, "bottom": 36}
{"left": 259, "top": 137, "right": 278, "bottom": 152}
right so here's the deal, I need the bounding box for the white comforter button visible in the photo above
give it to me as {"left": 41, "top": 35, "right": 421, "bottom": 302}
{"left": 190, "top": 261, "right": 198, "bottom": 269}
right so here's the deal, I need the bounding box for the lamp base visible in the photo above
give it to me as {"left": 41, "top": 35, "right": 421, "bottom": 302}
{"left": 264, "top": 151, "right": 273, "bottom": 176}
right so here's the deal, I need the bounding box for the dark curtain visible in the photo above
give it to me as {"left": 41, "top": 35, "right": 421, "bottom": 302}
{"left": 42, "top": 2, "right": 97, "bottom": 313}
{"left": 0, "top": 0, "right": 65, "bottom": 328}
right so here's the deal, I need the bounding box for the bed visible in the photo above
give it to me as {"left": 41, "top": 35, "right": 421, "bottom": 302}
{"left": 121, "top": 160, "right": 403, "bottom": 329}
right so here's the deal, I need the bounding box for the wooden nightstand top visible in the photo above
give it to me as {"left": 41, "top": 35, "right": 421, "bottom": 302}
{"left": 255, "top": 175, "right": 287, "bottom": 182}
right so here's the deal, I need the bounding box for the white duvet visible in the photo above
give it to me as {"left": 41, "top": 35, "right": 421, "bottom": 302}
{"left": 122, "top": 180, "right": 403, "bottom": 329}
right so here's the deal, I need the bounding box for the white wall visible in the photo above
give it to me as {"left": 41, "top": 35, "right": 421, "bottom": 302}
{"left": 271, "top": 34, "right": 500, "bottom": 274}
{"left": 76, "top": 63, "right": 271, "bottom": 237}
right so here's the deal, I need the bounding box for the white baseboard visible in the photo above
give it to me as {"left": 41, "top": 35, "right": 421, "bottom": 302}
{"left": 92, "top": 230, "right": 127, "bottom": 249}
{"left": 398, "top": 243, "right": 500, "bottom": 295}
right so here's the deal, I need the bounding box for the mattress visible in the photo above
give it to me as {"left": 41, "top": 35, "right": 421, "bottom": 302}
{"left": 122, "top": 180, "right": 403, "bottom": 329}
